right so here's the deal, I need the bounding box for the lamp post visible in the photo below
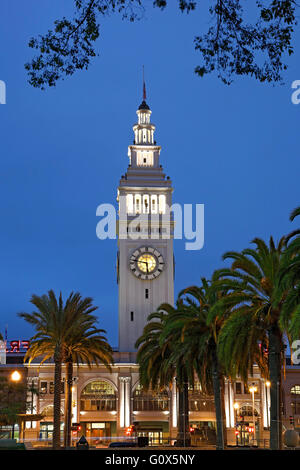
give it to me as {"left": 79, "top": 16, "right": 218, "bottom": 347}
{"left": 10, "top": 370, "right": 21, "bottom": 440}
{"left": 233, "top": 403, "right": 240, "bottom": 446}
{"left": 233, "top": 402, "right": 239, "bottom": 424}
{"left": 249, "top": 385, "right": 257, "bottom": 444}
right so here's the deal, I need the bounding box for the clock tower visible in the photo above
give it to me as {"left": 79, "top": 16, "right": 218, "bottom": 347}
{"left": 117, "top": 92, "right": 174, "bottom": 352}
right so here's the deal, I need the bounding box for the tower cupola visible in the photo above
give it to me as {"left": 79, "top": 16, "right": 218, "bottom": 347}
{"left": 133, "top": 79, "right": 155, "bottom": 145}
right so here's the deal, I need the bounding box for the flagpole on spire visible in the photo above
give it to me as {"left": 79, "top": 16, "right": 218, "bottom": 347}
{"left": 142, "top": 65, "right": 147, "bottom": 101}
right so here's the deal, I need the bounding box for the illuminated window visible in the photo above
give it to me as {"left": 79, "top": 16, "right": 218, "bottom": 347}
{"left": 80, "top": 380, "right": 116, "bottom": 412}
{"left": 188, "top": 383, "right": 215, "bottom": 412}
{"left": 291, "top": 385, "right": 300, "bottom": 395}
{"left": 40, "top": 382, "right": 47, "bottom": 394}
{"left": 135, "top": 195, "right": 141, "bottom": 214}
{"left": 133, "top": 385, "right": 169, "bottom": 411}
{"left": 143, "top": 195, "right": 150, "bottom": 214}
{"left": 240, "top": 405, "right": 259, "bottom": 417}
{"left": 291, "top": 385, "right": 300, "bottom": 415}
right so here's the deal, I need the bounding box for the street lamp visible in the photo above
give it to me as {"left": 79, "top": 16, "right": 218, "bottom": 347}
{"left": 249, "top": 385, "right": 257, "bottom": 443}
{"left": 11, "top": 370, "right": 21, "bottom": 382}
{"left": 9, "top": 370, "right": 22, "bottom": 440}
{"left": 233, "top": 402, "right": 239, "bottom": 423}
{"left": 233, "top": 403, "right": 240, "bottom": 446}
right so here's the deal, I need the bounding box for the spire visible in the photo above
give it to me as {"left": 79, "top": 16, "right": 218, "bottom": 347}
{"left": 143, "top": 65, "right": 146, "bottom": 101}
{"left": 139, "top": 66, "right": 150, "bottom": 110}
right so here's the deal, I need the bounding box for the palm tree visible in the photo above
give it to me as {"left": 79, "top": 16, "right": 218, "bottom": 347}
{"left": 19, "top": 290, "right": 113, "bottom": 449}
{"left": 135, "top": 305, "right": 191, "bottom": 446}
{"left": 162, "top": 278, "right": 230, "bottom": 450}
{"left": 63, "top": 306, "right": 113, "bottom": 447}
{"left": 280, "top": 207, "right": 300, "bottom": 344}
{"left": 290, "top": 206, "right": 300, "bottom": 222}
{"left": 212, "top": 236, "right": 295, "bottom": 450}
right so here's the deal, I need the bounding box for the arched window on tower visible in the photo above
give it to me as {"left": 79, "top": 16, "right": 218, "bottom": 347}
{"left": 143, "top": 195, "right": 150, "bottom": 214}
{"left": 135, "top": 195, "right": 141, "bottom": 214}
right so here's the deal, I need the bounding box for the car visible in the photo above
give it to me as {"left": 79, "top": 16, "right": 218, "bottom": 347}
{"left": 108, "top": 441, "right": 137, "bottom": 448}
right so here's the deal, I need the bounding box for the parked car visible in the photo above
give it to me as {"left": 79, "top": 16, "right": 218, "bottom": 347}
{"left": 108, "top": 441, "right": 137, "bottom": 448}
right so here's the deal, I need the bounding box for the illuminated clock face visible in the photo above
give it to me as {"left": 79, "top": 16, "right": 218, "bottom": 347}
{"left": 137, "top": 253, "right": 157, "bottom": 273}
{"left": 130, "top": 247, "right": 164, "bottom": 280}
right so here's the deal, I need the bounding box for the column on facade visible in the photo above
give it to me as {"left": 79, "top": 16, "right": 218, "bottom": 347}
{"left": 119, "top": 377, "right": 131, "bottom": 429}
{"left": 119, "top": 377, "right": 125, "bottom": 428}
{"left": 224, "top": 380, "right": 235, "bottom": 428}
{"left": 72, "top": 382, "right": 78, "bottom": 424}
{"left": 224, "top": 380, "right": 230, "bottom": 428}
{"left": 266, "top": 382, "right": 270, "bottom": 428}
{"left": 124, "top": 377, "right": 131, "bottom": 428}
{"left": 228, "top": 381, "right": 234, "bottom": 428}
{"left": 261, "top": 379, "right": 270, "bottom": 429}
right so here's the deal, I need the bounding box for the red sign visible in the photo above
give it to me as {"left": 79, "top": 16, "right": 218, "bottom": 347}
{"left": 6, "top": 340, "right": 30, "bottom": 353}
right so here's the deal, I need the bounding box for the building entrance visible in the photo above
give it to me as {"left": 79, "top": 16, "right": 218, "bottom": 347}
{"left": 82, "top": 422, "right": 116, "bottom": 445}
{"left": 137, "top": 430, "right": 163, "bottom": 445}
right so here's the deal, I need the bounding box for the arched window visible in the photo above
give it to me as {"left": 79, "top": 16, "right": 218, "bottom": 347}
{"left": 188, "top": 383, "right": 215, "bottom": 412}
{"left": 291, "top": 385, "right": 300, "bottom": 395}
{"left": 133, "top": 385, "right": 169, "bottom": 412}
{"left": 135, "top": 194, "right": 141, "bottom": 214}
{"left": 291, "top": 385, "right": 300, "bottom": 415}
{"left": 143, "top": 195, "right": 150, "bottom": 214}
{"left": 42, "top": 404, "right": 64, "bottom": 418}
{"left": 80, "top": 380, "right": 116, "bottom": 412}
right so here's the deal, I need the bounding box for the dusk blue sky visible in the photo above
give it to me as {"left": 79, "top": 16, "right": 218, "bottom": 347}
{"left": 0, "top": 1, "right": 299, "bottom": 347}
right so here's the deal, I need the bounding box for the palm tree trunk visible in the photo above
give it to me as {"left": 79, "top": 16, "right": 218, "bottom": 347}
{"left": 64, "top": 360, "right": 73, "bottom": 448}
{"left": 212, "top": 345, "right": 225, "bottom": 450}
{"left": 176, "top": 376, "right": 190, "bottom": 446}
{"left": 269, "top": 324, "right": 282, "bottom": 450}
{"left": 53, "top": 346, "right": 62, "bottom": 450}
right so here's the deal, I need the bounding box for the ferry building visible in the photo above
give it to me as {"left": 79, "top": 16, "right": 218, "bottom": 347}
{"left": 1, "top": 95, "right": 299, "bottom": 446}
